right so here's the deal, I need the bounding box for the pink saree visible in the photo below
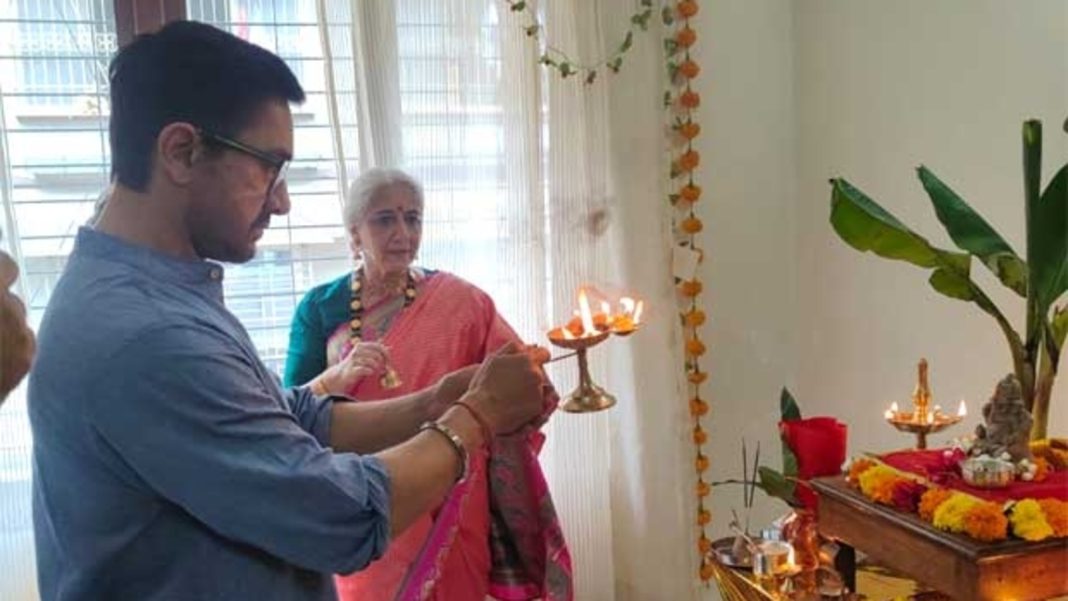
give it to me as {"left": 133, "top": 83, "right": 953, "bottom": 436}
{"left": 327, "top": 271, "right": 573, "bottom": 601}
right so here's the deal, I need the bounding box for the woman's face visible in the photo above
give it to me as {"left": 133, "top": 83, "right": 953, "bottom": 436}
{"left": 351, "top": 183, "right": 422, "bottom": 279}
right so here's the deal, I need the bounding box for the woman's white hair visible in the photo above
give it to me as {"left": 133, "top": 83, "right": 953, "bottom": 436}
{"left": 343, "top": 167, "right": 424, "bottom": 230}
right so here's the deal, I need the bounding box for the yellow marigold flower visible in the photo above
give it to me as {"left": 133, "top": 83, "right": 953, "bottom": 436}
{"left": 679, "top": 121, "right": 701, "bottom": 140}
{"left": 846, "top": 458, "right": 876, "bottom": 484}
{"left": 680, "top": 216, "right": 704, "bottom": 234}
{"left": 932, "top": 493, "right": 980, "bottom": 533}
{"left": 918, "top": 488, "right": 954, "bottom": 522}
{"left": 679, "top": 90, "right": 701, "bottom": 109}
{"left": 679, "top": 184, "right": 702, "bottom": 203}
{"left": 1037, "top": 499, "right": 1068, "bottom": 538}
{"left": 678, "top": 0, "right": 699, "bottom": 18}
{"left": 1010, "top": 499, "right": 1054, "bottom": 542}
{"left": 678, "top": 150, "right": 700, "bottom": 172}
{"left": 963, "top": 502, "right": 1008, "bottom": 542}
{"left": 857, "top": 465, "right": 899, "bottom": 504}
{"left": 676, "top": 27, "right": 697, "bottom": 48}
{"left": 686, "top": 337, "right": 707, "bottom": 357}
{"left": 692, "top": 426, "right": 708, "bottom": 445}
{"left": 689, "top": 397, "right": 709, "bottom": 417}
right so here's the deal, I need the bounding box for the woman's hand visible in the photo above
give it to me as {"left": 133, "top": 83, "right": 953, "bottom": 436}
{"left": 310, "top": 342, "right": 390, "bottom": 396}
{"left": 426, "top": 364, "right": 479, "bottom": 419}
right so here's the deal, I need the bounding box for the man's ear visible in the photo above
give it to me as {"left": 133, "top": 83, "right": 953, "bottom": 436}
{"left": 156, "top": 122, "right": 200, "bottom": 186}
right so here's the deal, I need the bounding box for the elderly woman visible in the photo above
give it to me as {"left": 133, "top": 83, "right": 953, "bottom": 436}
{"left": 1, "top": 229, "right": 35, "bottom": 401}
{"left": 284, "top": 168, "right": 572, "bottom": 601}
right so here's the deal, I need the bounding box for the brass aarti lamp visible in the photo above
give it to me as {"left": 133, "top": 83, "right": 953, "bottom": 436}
{"left": 545, "top": 289, "right": 643, "bottom": 413}
{"left": 884, "top": 358, "right": 966, "bottom": 449}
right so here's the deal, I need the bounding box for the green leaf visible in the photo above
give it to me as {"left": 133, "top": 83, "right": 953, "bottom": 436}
{"left": 929, "top": 266, "right": 975, "bottom": 301}
{"left": 782, "top": 445, "right": 799, "bottom": 479}
{"left": 830, "top": 178, "right": 945, "bottom": 269}
{"left": 525, "top": 24, "right": 540, "bottom": 37}
{"left": 918, "top": 166, "right": 1027, "bottom": 297}
{"left": 584, "top": 70, "right": 597, "bottom": 85}
{"left": 511, "top": 1, "right": 526, "bottom": 11}
{"left": 780, "top": 388, "right": 801, "bottom": 421}
{"left": 641, "top": 0, "right": 653, "bottom": 6}
{"left": 758, "top": 466, "right": 796, "bottom": 505}
{"left": 1052, "top": 305, "right": 1068, "bottom": 351}
{"left": 661, "top": 6, "right": 675, "bottom": 26}
{"left": 620, "top": 31, "right": 633, "bottom": 53}
{"left": 663, "top": 90, "right": 672, "bottom": 107}
{"left": 608, "top": 56, "right": 623, "bottom": 73}
{"left": 559, "top": 62, "right": 573, "bottom": 77}
{"left": 1031, "top": 164, "right": 1068, "bottom": 310}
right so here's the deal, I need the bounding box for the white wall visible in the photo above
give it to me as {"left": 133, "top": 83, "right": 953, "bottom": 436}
{"left": 677, "top": 2, "right": 1067, "bottom": 599}
{"left": 795, "top": 0, "right": 1068, "bottom": 461}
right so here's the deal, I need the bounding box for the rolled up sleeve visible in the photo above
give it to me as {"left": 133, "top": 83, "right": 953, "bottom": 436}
{"left": 88, "top": 324, "right": 391, "bottom": 574}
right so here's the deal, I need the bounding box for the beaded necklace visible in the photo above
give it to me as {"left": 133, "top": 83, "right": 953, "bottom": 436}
{"left": 348, "top": 266, "right": 417, "bottom": 343}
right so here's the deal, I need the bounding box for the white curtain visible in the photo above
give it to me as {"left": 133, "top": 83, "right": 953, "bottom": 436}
{"left": 314, "top": 2, "right": 698, "bottom": 599}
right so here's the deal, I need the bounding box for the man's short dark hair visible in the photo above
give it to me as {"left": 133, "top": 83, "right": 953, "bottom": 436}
{"left": 108, "top": 20, "right": 305, "bottom": 191}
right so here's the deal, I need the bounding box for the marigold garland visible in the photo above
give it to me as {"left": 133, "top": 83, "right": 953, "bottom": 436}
{"left": 662, "top": 0, "right": 712, "bottom": 583}
{"left": 847, "top": 458, "right": 1067, "bottom": 543}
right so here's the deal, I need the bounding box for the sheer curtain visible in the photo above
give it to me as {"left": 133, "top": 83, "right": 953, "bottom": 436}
{"left": 316, "top": 1, "right": 618, "bottom": 596}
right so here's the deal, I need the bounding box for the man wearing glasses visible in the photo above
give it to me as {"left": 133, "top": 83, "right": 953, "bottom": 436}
{"left": 28, "top": 20, "right": 546, "bottom": 601}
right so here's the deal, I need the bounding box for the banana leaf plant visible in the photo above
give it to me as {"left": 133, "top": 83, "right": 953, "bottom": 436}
{"left": 829, "top": 119, "right": 1068, "bottom": 440}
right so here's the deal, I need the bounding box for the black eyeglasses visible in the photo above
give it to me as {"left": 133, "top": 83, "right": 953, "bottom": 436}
{"left": 198, "top": 128, "right": 290, "bottom": 197}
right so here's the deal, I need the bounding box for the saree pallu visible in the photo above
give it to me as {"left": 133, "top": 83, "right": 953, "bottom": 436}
{"left": 327, "top": 271, "right": 572, "bottom": 601}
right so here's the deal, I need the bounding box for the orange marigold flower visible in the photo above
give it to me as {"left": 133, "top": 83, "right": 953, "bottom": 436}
{"left": 1034, "top": 457, "right": 1051, "bottom": 482}
{"left": 1037, "top": 499, "right": 1068, "bottom": 537}
{"left": 698, "top": 535, "right": 712, "bottom": 554}
{"left": 697, "top": 508, "right": 711, "bottom": 526}
{"left": 676, "top": 27, "right": 697, "bottom": 48}
{"left": 692, "top": 426, "right": 708, "bottom": 445}
{"left": 680, "top": 216, "right": 704, "bottom": 234}
{"left": 678, "top": 60, "right": 701, "bottom": 80}
{"left": 697, "top": 480, "right": 711, "bottom": 498}
{"left": 678, "top": 0, "right": 699, "bottom": 18}
{"left": 695, "top": 454, "right": 709, "bottom": 473}
{"left": 688, "top": 370, "right": 709, "bottom": 384}
{"left": 963, "top": 502, "right": 1009, "bottom": 542}
{"left": 679, "top": 121, "right": 701, "bottom": 140}
{"left": 918, "top": 488, "right": 955, "bottom": 522}
{"left": 699, "top": 561, "right": 715, "bottom": 581}
{"left": 678, "top": 150, "right": 700, "bottom": 171}
{"left": 679, "top": 184, "right": 702, "bottom": 203}
{"left": 857, "top": 465, "right": 899, "bottom": 505}
{"left": 679, "top": 90, "right": 701, "bottom": 109}
{"left": 686, "top": 338, "right": 707, "bottom": 357}
{"left": 679, "top": 279, "right": 703, "bottom": 296}
{"left": 684, "top": 309, "right": 707, "bottom": 327}
{"left": 689, "top": 397, "right": 709, "bottom": 417}
{"left": 846, "top": 458, "right": 877, "bottom": 484}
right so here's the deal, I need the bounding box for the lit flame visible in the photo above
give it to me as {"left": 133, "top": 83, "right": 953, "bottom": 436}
{"left": 633, "top": 300, "right": 644, "bottom": 324}
{"left": 561, "top": 327, "right": 575, "bottom": 340}
{"left": 926, "top": 411, "right": 934, "bottom": 424}
{"left": 885, "top": 401, "right": 898, "bottom": 420}
{"left": 957, "top": 400, "right": 967, "bottom": 417}
{"left": 620, "top": 297, "right": 635, "bottom": 315}
{"left": 578, "top": 289, "right": 596, "bottom": 336}
{"left": 601, "top": 301, "right": 612, "bottom": 316}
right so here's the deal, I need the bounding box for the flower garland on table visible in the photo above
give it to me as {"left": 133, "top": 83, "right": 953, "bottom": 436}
{"left": 845, "top": 458, "right": 1068, "bottom": 543}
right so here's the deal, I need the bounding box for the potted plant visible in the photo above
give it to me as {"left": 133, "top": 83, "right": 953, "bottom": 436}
{"left": 828, "top": 119, "right": 1066, "bottom": 440}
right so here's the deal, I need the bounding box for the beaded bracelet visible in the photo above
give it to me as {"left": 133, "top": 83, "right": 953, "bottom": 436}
{"left": 420, "top": 421, "right": 468, "bottom": 482}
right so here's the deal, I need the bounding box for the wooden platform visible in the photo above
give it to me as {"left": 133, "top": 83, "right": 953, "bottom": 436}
{"left": 811, "top": 476, "right": 1068, "bottom": 601}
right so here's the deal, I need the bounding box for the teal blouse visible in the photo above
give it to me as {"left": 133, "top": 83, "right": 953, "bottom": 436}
{"left": 284, "top": 273, "right": 352, "bottom": 387}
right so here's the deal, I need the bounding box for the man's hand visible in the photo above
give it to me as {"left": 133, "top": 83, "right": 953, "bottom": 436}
{"left": 462, "top": 342, "right": 545, "bottom": 435}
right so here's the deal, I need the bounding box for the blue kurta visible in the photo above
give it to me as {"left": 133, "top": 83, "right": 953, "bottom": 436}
{"left": 28, "top": 228, "right": 391, "bottom": 601}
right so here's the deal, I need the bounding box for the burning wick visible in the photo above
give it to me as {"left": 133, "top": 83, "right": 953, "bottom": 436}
{"left": 957, "top": 399, "right": 967, "bottom": 417}
{"left": 884, "top": 401, "right": 899, "bottom": 420}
